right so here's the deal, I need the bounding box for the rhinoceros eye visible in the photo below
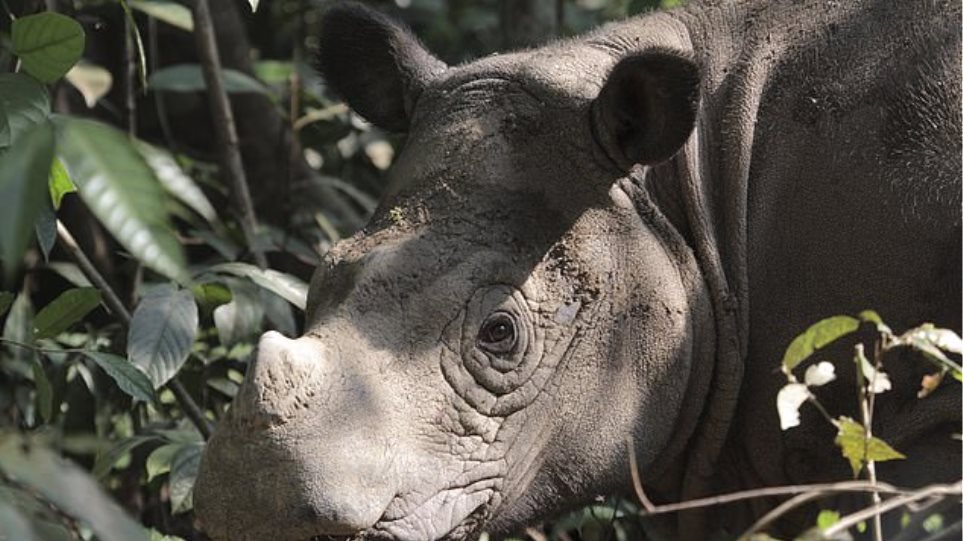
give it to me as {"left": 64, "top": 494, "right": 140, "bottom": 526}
{"left": 477, "top": 312, "right": 517, "bottom": 354}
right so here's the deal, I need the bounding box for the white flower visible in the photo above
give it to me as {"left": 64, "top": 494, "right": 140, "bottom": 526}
{"left": 777, "top": 383, "right": 810, "bottom": 430}
{"left": 858, "top": 356, "right": 892, "bottom": 394}
{"left": 804, "top": 361, "right": 837, "bottom": 387}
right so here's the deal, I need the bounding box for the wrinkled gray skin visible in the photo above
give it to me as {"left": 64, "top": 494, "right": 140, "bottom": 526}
{"left": 194, "top": 1, "right": 962, "bottom": 540}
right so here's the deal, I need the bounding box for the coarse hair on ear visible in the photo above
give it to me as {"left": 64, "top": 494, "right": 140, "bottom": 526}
{"left": 591, "top": 48, "right": 701, "bottom": 169}
{"left": 318, "top": 2, "right": 447, "bottom": 132}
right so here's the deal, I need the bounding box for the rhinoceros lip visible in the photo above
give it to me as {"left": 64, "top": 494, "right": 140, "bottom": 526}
{"left": 307, "top": 502, "right": 491, "bottom": 541}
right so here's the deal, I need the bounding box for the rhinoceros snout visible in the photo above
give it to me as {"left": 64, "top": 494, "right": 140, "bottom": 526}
{"left": 232, "top": 330, "right": 328, "bottom": 430}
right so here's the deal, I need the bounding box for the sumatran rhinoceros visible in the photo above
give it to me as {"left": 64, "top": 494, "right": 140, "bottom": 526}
{"left": 194, "top": 1, "right": 962, "bottom": 539}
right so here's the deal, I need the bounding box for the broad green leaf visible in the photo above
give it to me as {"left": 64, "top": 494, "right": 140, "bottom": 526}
{"left": 0, "top": 434, "right": 150, "bottom": 541}
{"left": 129, "top": 0, "right": 193, "bottom": 31}
{"left": 145, "top": 443, "right": 181, "bottom": 481}
{"left": 148, "top": 64, "right": 269, "bottom": 94}
{"left": 168, "top": 443, "right": 203, "bottom": 514}
{"left": 11, "top": 12, "right": 85, "bottom": 83}
{"left": 0, "top": 291, "right": 13, "bottom": 316}
{"left": 35, "top": 201, "right": 56, "bottom": 262}
{"left": 213, "top": 278, "right": 264, "bottom": 346}
{"left": 135, "top": 141, "right": 217, "bottom": 223}
{"left": 817, "top": 509, "right": 841, "bottom": 530}
{"left": 48, "top": 157, "right": 74, "bottom": 209}
{"left": 0, "top": 120, "right": 54, "bottom": 282}
{"left": 128, "top": 284, "right": 199, "bottom": 388}
{"left": 82, "top": 351, "right": 156, "bottom": 402}
{"left": 92, "top": 435, "right": 157, "bottom": 478}
{"left": 191, "top": 281, "right": 232, "bottom": 310}
{"left": 781, "top": 315, "right": 859, "bottom": 372}
{"left": 30, "top": 358, "right": 53, "bottom": 423}
{"left": 56, "top": 117, "right": 188, "bottom": 282}
{"left": 212, "top": 262, "right": 308, "bottom": 310}
{"left": 0, "top": 499, "right": 36, "bottom": 541}
{"left": 834, "top": 417, "right": 905, "bottom": 477}
{"left": 65, "top": 62, "right": 113, "bottom": 108}
{"left": 33, "top": 287, "right": 101, "bottom": 339}
{"left": 0, "top": 72, "right": 50, "bottom": 149}
{"left": 2, "top": 292, "right": 35, "bottom": 365}
{"left": 46, "top": 262, "right": 92, "bottom": 288}
{"left": 254, "top": 60, "right": 294, "bottom": 85}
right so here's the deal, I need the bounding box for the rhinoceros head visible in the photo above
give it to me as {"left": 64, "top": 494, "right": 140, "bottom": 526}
{"left": 195, "top": 4, "right": 710, "bottom": 541}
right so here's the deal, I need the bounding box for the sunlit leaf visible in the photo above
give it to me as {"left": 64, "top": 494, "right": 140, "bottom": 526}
{"left": 191, "top": 281, "right": 232, "bottom": 311}
{"left": 212, "top": 262, "right": 308, "bottom": 310}
{"left": 0, "top": 72, "right": 50, "bottom": 150}
{"left": 0, "top": 120, "right": 54, "bottom": 282}
{"left": 169, "top": 443, "right": 203, "bottom": 514}
{"left": 817, "top": 509, "right": 841, "bottom": 530}
{"left": 834, "top": 417, "right": 905, "bottom": 477}
{"left": 65, "top": 62, "right": 113, "bottom": 108}
{"left": 12, "top": 12, "right": 85, "bottom": 83}
{"left": 804, "top": 361, "right": 836, "bottom": 387}
{"left": 135, "top": 141, "right": 217, "bottom": 223}
{"left": 48, "top": 157, "right": 74, "bottom": 209}
{"left": 777, "top": 383, "right": 809, "bottom": 430}
{"left": 899, "top": 325, "right": 963, "bottom": 381}
{"left": 128, "top": 284, "right": 198, "bottom": 388}
{"left": 45, "top": 262, "right": 92, "bottom": 288}
{"left": 0, "top": 433, "right": 150, "bottom": 541}
{"left": 781, "top": 315, "right": 859, "bottom": 372}
{"left": 33, "top": 287, "right": 101, "bottom": 339}
{"left": 854, "top": 345, "right": 891, "bottom": 394}
{"left": 858, "top": 310, "right": 891, "bottom": 335}
{"left": 149, "top": 64, "right": 269, "bottom": 94}
{"left": 146, "top": 443, "right": 181, "bottom": 481}
{"left": 56, "top": 117, "right": 188, "bottom": 283}
{"left": 82, "top": 351, "right": 156, "bottom": 403}
{"left": 129, "top": 0, "right": 194, "bottom": 31}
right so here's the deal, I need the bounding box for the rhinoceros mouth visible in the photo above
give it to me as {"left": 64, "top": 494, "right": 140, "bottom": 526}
{"left": 307, "top": 500, "right": 492, "bottom": 541}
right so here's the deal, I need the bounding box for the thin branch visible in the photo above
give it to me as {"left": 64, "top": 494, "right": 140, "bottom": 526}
{"left": 738, "top": 490, "right": 836, "bottom": 540}
{"left": 55, "top": 220, "right": 213, "bottom": 439}
{"left": 627, "top": 438, "right": 656, "bottom": 512}
{"left": 822, "top": 481, "right": 962, "bottom": 539}
{"left": 186, "top": 0, "right": 267, "bottom": 268}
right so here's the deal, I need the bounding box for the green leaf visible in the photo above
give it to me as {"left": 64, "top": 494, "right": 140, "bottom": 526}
{"left": 0, "top": 434, "right": 150, "bottom": 541}
{"left": 56, "top": 117, "right": 188, "bottom": 282}
{"left": 128, "top": 284, "right": 199, "bottom": 388}
{"left": 0, "top": 291, "right": 14, "bottom": 316}
{"left": 82, "top": 351, "right": 156, "bottom": 402}
{"left": 145, "top": 443, "right": 181, "bottom": 481}
{"left": 0, "top": 72, "right": 51, "bottom": 150}
{"left": 129, "top": 0, "right": 194, "bottom": 31}
{"left": 254, "top": 60, "right": 293, "bottom": 85}
{"left": 0, "top": 120, "right": 54, "bottom": 282}
{"left": 134, "top": 141, "right": 217, "bottom": 223}
{"left": 213, "top": 278, "right": 264, "bottom": 346}
{"left": 212, "top": 262, "right": 308, "bottom": 310}
{"left": 191, "top": 281, "right": 232, "bottom": 311}
{"left": 33, "top": 287, "right": 101, "bottom": 339}
{"left": 898, "top": 325, "right": 963, "bottom": 381}
{"left": 35, "top": 200, "right": 57, "bottom": 262}
{"left": 2, "top": 292, "right": 35, "bottom": 365}
{"left": 922, "top": 513, "right": 944, "bottom": 533}
{"left": 48, "top": 157, "right": 74, "bottom": 209}
{"left": 45, "top": 262, "right": 92, "bottom": 288}
{"left": 92, "top": 435, "right": 157, "bottom": 478}
{"left": 64, "top": 62, "right": 113, "bottom": 109}
{"left": 11, "top": 12, "right": 85, "bottom": 83}
{"left": 148, "top": 64, "right": 269, "bottom": 94}
{"left": 168, "top": 443, "right": 203, "bottom": 514}
{"left": 834, "top": 417, "right": 905, "bottom": 477}
{"left": 30, "top": 358, "right": 53, "bottom": 423}
{"left": 781, "top": 315, "right": 860, "bottom": 372}
{"left": 817, "top": 509, "right": 841, "bottom": 530}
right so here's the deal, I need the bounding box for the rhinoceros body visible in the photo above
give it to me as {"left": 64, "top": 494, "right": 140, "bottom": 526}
{"left": 194, "top": 1, "right": 962, "bottom": 539}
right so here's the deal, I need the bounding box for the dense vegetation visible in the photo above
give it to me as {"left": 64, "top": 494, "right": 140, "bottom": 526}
{"left": 0, "top": 1, "right": 958, "bottom": 541}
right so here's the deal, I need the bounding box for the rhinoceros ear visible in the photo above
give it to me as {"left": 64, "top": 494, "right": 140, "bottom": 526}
{"left": 318, "top": 3, "right": 446, "bottom": 132}
{"left": 592, "top": 48, "right": 700, "bottom": 168}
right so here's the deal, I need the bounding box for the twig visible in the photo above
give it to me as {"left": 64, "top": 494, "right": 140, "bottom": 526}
{"left": 627, "top": 438, "right": 656, "bottom": 512}
{"left": 186, "top": 0, "right": 267, "bottom": 268}
{"left": 822, "top": 481, "right": 962, "bottom": 539}
{"left": 738, "top": 490, "right": 834, "bottom": 540}
{"left": 55, "top": 220, "right": 213, "bottom": 439}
